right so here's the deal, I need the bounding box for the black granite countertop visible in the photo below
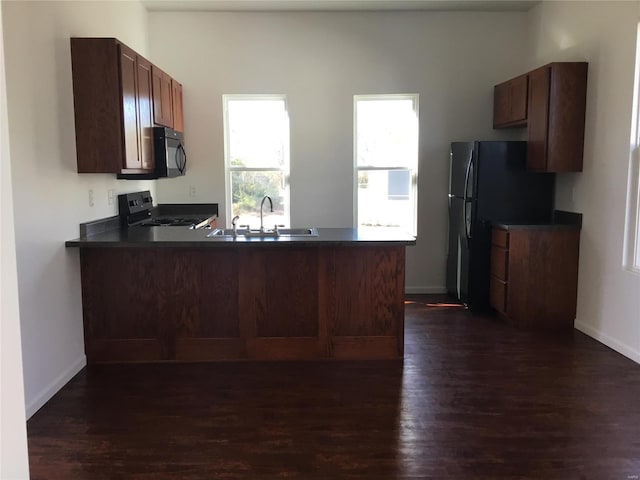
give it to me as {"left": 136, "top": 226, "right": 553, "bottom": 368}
{"left": 493, "top": 210, "right": 582, "bottom": 231}
{"left": 492, "top": 223, "right": 581, "bottom": 231}
{"left": 65, "top": 227, "right": 416, "bottom": 248}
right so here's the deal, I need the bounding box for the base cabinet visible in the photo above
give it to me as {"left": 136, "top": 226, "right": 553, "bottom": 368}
{"left": 79, "top": 245, "right": 406, "bottom": 363}
{"left": 490, "top": 226, "right": 580, "bottom": 330}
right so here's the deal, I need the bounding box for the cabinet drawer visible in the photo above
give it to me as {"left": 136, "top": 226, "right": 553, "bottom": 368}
{"left": 492, "top": 228, "right": 509, "bottom": 248}
{"left": 490, "top": 277, "right": 507, "bottom": 314}
{"left": 491, "top": 246, "right": 508, "bottom": 281}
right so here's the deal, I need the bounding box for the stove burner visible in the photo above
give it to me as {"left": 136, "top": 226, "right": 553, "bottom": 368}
{"left": 137, "top": 217, "right": 210, "bottom": 227}
{"left": 118, "top": 191, "right": 217, "bottom": 229}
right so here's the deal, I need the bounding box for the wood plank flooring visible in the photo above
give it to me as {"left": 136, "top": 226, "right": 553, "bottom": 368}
{"left": 27, "top": 295, "right": 640, "bottom": 479}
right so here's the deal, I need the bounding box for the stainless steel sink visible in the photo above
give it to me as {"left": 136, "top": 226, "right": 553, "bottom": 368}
{"left": 207, "top": 227, "right": 318, "bottom": 238}
{"left": 243, "top": 227, "right": 319, "bottom": 237}
{"left": 277, "top": 228, "right": 318, "bottom": 236}
{"left": 206, "top": 228, "right": 236, "bottom": 237}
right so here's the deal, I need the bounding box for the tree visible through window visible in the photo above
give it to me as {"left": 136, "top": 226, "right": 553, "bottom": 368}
{"left": 223, "top": 95, "right": 290, "bottom": 228}
{"left": 354, "top": 94, "right": 419, "bottom": 234}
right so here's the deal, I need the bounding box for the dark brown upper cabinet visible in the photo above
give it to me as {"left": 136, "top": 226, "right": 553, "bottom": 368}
{"left": 493, "top": 74, "right": 528, "bottom": 128}
{"left": 71, "top": 38, "right": 154, "bottom": 174}
{"left": 493, "top": 62, "right": 588, "bottom": 173}
{"left": 152, "top": 65, "right": 174, "bottom": 128}
{"left": 172, "top": 79, "right": 184, "bottom": 133}
{"left": 527, "top": 63, "right": 588, "bottom": 172}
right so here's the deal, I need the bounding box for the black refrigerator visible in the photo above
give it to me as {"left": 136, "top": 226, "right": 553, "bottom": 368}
{"left": 446, "top": 141, "right": 555, "bottom": 311}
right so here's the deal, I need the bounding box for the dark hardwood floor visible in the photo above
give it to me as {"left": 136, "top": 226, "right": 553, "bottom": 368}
{"left": 27, "top": 295, "right": 640, "bottom": 479}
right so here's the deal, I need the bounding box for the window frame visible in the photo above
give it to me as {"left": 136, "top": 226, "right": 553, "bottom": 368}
{"left": 625, "top": 23, "right": 640, "bottom": 273}
{"left": 222, "top": 94, "right": 291, "bottom": 228}
{"left": 353, "top": 93, "right": 419, "bottom": 235}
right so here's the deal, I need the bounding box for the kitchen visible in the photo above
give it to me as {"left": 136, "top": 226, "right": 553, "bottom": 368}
{"left": 2, "top": 0, "right": 640, "bottom": 478}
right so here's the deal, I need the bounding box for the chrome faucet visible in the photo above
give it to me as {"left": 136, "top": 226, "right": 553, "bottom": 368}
{"left": 231, "top": 215, "right": 240, "bottom": 235}
{"left": 260, "top": 196, "right": 273, "bottom": 232}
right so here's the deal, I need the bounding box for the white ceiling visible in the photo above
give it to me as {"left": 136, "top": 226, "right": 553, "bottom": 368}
{"left": 141, "top": 0, "right": 539, "bottom": 12}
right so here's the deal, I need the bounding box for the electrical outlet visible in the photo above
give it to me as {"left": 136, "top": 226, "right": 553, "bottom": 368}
{"left": 107, "top": 189, "right": 115, "bottom": 205}
{"left": 88, "top": 189, "right": 94, "bottom": 207}
{"left": 189, "top": 185, "right": 196, "bottom": 197}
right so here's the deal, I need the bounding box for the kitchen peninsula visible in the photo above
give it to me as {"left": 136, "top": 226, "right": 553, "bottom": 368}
{"left": 66, "top": 226, "right": 416, "bottom": 364}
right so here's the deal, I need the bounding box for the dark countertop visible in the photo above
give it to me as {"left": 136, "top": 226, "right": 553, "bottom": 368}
{"left": 493, "top": 210, "right": 582, "bottom": 231}
{"left": 493, "top": 223, "right": 581, "bottom": 231}
{"left": 65, "top": 227, "right": 417, "bottom": 248}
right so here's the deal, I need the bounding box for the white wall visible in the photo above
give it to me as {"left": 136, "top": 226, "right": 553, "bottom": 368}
{"left": 2, "top": 0, "right": 155, "bottom": 417}
{"left": 0, "top": 3, "right": 30, "bottom": 477}
{"left": 528, "top": 1, "right": 640, "bottom": 363}
{"left": 149, "top": 11, "right": 529, "bottom": 292}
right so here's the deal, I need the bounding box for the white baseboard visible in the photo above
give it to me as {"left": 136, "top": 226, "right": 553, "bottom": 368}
{"left": 26, "top": 354, "right": 86, "bottom": 419}
{"left": 575, "top": 321, "right": 640, "bottom": 365}
{"left": 405, "top": 286, "right": 448, "bottom": 294}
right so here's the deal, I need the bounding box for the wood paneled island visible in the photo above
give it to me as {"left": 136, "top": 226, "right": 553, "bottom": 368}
{"left": 66, "top": 227, "right": 415, "bottom": 363}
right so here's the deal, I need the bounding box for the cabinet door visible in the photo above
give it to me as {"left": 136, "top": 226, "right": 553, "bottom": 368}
{"left": 152, "top": 66, "right": 173, "bottom": 127}
{"left": 546, "top": 63, "right": 588, "bottom": 172}
{"left": 493, "top": 82, "right": 510, "bottom": 128}
{"left": 506, "top": 228, "right": 580, "bottom": 329}
{"left": 137, "top": 57, "right": 154, "bottom": 171}
{"left": 493, "top": 75, "right": 528, "bottom": 128}
{"left": 172, "top": 79, "right": 184, "bottom": 133}
{"left": 119, "top": 45, "right": 141, "bottom": 170}
{"left": 509, "top": 75, "right": 528, "bottom": 124}
{"left": 162, "top": 72, "right": 174, "bottom": 127}
{"left": 152, "top": 66, "right": 163, "bottom": 125}
{"left": 71, "top": 38, "right": 124, "bottom": 173}
{"left": 526, "top": 66, "right": 550, "bottom": 171}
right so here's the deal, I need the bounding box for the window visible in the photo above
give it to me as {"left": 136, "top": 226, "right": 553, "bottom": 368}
{"left": 354, "top": 94, "right": 419, "bottom": 234}
{"left": 223, "top": 95, "right": 290, "bottom": 228}
{"left": 625, "top": 23, "right": 640, "bottom": 273}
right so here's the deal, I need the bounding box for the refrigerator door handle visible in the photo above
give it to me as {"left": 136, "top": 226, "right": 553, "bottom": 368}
{"left": 464, "top": 199, "right": 471, "bottom": 241}
{"left": 463, "top": 151, "right": 473, "bottom": 240}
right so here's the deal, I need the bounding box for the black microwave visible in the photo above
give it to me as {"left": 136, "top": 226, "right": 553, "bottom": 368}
{"left": 118, "top": 127, "right": 186, "bottom": 180}
{"left": 154, "top": 127, "right": 186, "bottom": 178}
